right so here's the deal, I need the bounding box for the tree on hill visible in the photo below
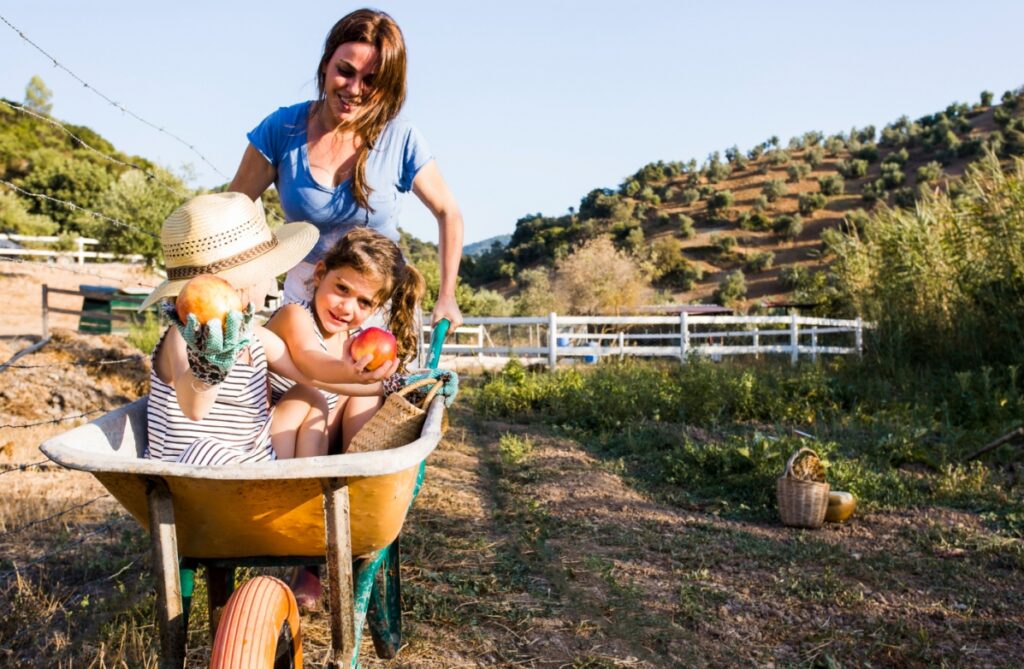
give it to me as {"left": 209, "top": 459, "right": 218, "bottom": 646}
{"left": 554, "top": 237, "right": 646, "bottom": 315}
{"left": 513, "top": 267, "right": 557, "bottom": 316}
{"left": 24, "top": 76, "right": 52, "bottom": 115}
{"left": 713, "top": 270, "right": 746, "bottom": 307}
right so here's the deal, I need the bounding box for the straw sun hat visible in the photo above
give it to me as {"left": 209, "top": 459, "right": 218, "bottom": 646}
{"left": 140, "top": 192, "right": 318, "bottom": 310}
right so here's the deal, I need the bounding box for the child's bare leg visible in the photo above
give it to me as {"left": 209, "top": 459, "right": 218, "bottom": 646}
{"left": 271, "top": 385, "right": 328, "bottom": 459}
{"left": 340, "top": 394, "right": 384, "bottom": 453}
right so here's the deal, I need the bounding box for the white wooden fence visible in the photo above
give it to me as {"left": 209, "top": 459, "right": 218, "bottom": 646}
{"left": 0, "top": 233, "right": 144, "bottom": 263}
{"left": 422, "top": 313, "right": 871, "bottom": 370}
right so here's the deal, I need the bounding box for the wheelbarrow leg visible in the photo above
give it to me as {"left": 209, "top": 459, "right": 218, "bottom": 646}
{"left": 322, "top": 477, "right": 356, "bottom": 669}
{"left": 205, "top": 564, "right": 236, "bottom": 641}
{"left": 367, "top": 538, "right": 402, "bottom": 658}
{"left": 147, "top": 478, "right": 186, "bottom": 669}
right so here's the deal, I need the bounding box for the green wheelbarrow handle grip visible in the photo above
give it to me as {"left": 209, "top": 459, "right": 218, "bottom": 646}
{"left": 426, "top": 318, "right": 450, "bottom": 370}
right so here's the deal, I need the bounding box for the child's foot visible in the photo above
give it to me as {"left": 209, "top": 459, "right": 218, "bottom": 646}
{"left": 289, "top": 565, "right": 322, "bottom": 612}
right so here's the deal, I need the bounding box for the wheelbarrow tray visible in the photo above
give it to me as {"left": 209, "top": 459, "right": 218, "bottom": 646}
{"left": 40, "top": 396, "right": 445, "bottom": 559}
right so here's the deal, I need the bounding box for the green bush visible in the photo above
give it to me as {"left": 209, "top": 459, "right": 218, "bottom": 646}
{"left": 762, "top": 179, "right": 787, "bottom": 202}
{"left": 767, "top": 149, "right": 791, "bottom": 166}
{"left": 676, "top": 213, "right": 696, "bottom": 238}
{"left": 750, "top": 195, "right": 769, "bottom": 212}
{"left": 713, "top": 269, "right": 747, "bottom": 306}
{"left": 706, "top": 190, "right": 734, "bottom": 215}
{"left": 817, "top": 174, "right": 845, "bottom": 196}
{"left": 853, "top": 142, "right": 880, "bottom": 162}
{"left": 880, "top": 162, "right": 905, "bottom": 188}
{"left": 773, "top": 213, "right": 804, "bottom": 240}
{"left": 843, "top": 209, "right": 871, "bottom": 237}
{"left": 798, "top": 191, "right": 827, "bottom": 215}
{"left": 861, "top": 179, "right": 887, "bottom": 203}
{"left": 825, "top": 135, "right": 846, "bottom": 156}
{"left": 680, "top": 188, "right": 700, "bottom": 205}
{"left": 804, "top": 145, "right": 825, "bottom": 168}
{"left": 786, "top": 163, "right": 811, "bottom": 183}
{"left": 916, "top": 161, "right": 943, "bottom": 183}
{"left": 837, "top": 158, "right": 868, "bottom": 179}
{"left": 712, "top": 234, "right": 737, "bottom": 254}
{"left": 882, "top": 148, "right": 909, "bottom": 166}
{"left": 743, "top": 250, "right": 774, "bottom": 273}
{"left": 892, "top": 187, "right": 917, "bottom": 209}
{"left": 738, "top": 211, "right": 772, "bottom": 232}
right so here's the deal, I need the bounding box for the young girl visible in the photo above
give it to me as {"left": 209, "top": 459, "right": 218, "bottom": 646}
{"left": 265, "top": 227, "right": 427, "bottom": 453}
{"left": 141, "top": 192, "right": 399, "bottom": 465}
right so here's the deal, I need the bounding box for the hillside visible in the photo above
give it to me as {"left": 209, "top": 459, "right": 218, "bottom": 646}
{"left": 462, "top": 86, "right": 1024, "bottom": 313}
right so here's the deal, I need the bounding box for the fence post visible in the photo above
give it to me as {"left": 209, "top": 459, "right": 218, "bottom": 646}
{"left": 548, "top": 312, "right": 558, "bottom": 371}
{"left": 618, "top": 331, "right": 625, "bottom": 359}
{"left": 41, "top": 284, "right": 49, "bottom": 339}
{"left": 789, "top": 312, "right": 799, "bottom": 365}
{"left": 855, "top": 316, "right": 863, "bottom": 357}
{"left": 76, "top": 238, "right": 86, "bottom": 265}
{"left": 811, "top": 328, "right": 818, "bottom": 363}
{"left": 679, "top": 311, "right": 690, "bottom": 362}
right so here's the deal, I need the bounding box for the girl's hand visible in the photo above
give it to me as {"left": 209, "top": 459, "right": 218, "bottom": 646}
{"left": 431, "top": 294, "right": 463, "bottom": 331}
{"left": 403, "top": 369, "right": 459, "bottom": 407}
{"left": 344, "top": 337, "right": 401, "bottom": 384}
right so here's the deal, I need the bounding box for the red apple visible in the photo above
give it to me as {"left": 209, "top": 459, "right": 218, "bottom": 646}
{"left": 349, "top": 327, "right": 397, "bottom": 371}
{"left": 175, "top": 274, "right": 243, "bottom": 326}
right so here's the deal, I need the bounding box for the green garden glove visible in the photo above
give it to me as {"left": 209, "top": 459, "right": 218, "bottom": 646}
{"left": 404, "top": 369, "right": 459, "bottom": 407}
{"left": 169, "top": 302, "right": 255, "bottom": 385}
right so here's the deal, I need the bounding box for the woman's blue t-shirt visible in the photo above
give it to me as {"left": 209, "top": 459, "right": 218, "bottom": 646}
{"left": 247, "top": 101, "right": 433, "bottom": 263}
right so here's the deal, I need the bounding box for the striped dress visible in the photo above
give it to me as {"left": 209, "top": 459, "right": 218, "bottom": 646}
{"left": 268, "top": 300, "right": 340, "bottom": 413}
{"left": 146, "top": 329, "right": 276, "bottom": 465}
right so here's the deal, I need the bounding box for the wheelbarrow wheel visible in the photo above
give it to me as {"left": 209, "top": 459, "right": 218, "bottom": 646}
{"left": 210, "top": 575, "right": 302, "bottom": 669}
{"left": 366, "top": 538, "right": 402, "bottom": 658}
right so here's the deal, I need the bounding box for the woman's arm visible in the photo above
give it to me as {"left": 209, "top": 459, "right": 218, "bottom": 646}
{"left": 229, "top": 144, "right": 277, "bottom": 201}
{"left": 412, "top": 160, "right": 464, "bottom": 330}
{"left": 262, "top": 306, "right": 398, "bottom": 385}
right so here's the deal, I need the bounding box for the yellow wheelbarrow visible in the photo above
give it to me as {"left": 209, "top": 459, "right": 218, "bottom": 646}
{"left": 39, "top": 323, "right": 451, "bottom": 668}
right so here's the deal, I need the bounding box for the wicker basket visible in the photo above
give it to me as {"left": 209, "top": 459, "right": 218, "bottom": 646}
{"left": 347, "top": 377, "right": 444, "bottom": 453}
{"left": 777, "top": 447, "right": 830, "bottom": 529}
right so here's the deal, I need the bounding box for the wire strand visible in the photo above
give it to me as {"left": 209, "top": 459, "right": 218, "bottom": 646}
{"left": 0, "top": 13, "right": 230, "bottom": 181}
{"left": 0, "top": 409, "right": 104, "bottom": 430}
{"left": 0, "top": 180, "right": 159, "bottom": 240}
{"left": 0, "top": 257, "right": 155, "bottom": 287}
{"left": 0, "top": 494, "right": 109, "bottom": 537}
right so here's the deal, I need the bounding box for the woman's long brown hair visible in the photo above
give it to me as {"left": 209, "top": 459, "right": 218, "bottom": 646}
{"left": 319, "top": 228, "right": 425, "bottom": 368}
{"left": 312, "top": 9, "right": 407, "bottom": 211}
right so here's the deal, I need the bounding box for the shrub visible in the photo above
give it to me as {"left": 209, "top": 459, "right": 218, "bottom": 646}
{"left": 712, "top": 234, "right": 737, "bottom": 254}
{"left": 706, "top": 190, "right": 735, "bottom": 215}
{"left": 773, "top": 213, "right": 804, "bottom": 240}
{"left": 853, "top": 142, "right": 880, "bottom": 162}
{"left": 804, "top": 145, "right": 825, "bottom": 168}
{"left": 738, "top": 211, "right": 772, "bottom": 232}
{"left": 825, "top": 135, "right": 846, "bottom": 156}
{"left": 762, "top": 179, "right": 787, "bottom": 202}
{"left": 892, "top": 187, "right": 917, "bottom": 209}
{"left": 751, "top": 195, "right": 769, "bottom": 212}
{"left": 882, "top": 148, "right": 909, "bottom": 166}
{"left": 817, "top": 174, "right": 845, "bottom": 196}
{"left": 916, "top": 161, "right": 943, "bottom": 183}
{"left": 680, "top": 188, "right": 700, "bottom": 205}
{"left": 837, "top": 158, "right": 869, "bottom": 179}
{"left": 803, "top": 131, "right": 824, "bottom": 147}
{"left": 747, "top": 144, "right": 765, "bottom": 160}
{"left": 786, "top": 163, "right": 811, "bottom": 183}
{"left": 554, "top": 237, "right": 646, "bottom": 315}
{"left": 743, "top": 250, "right": 774, "bottom": 273}
{"left": 767, "top": 149, "right": 791, "bottom": 166}
{"left": 698, "top": 184, "right": 716, "bottom": 199}
{"left": 780, "top": 265, "right": 806, "bottom": 290}
{"left": 843, "top": 209, "right": 871, "bottom": 237}
{"left": 677, "top": 213, "right": 696, "bottom": 238}
{"left": 725, "top": 145, "right": 748, "bottom": 169}
{"left": 861, "top": 179, "right": 887, "bottom": 203}
{"left": 880, "top": 163, "right": 905, "bottom": 188}
{"left": 713, "top": 270, "right": 747, "bottom": 306}
{"left": 661, "top": 185, "right": 679, "bottom": 202}
{"left": 798, "top": 191, "right": 827, "bottom": 215}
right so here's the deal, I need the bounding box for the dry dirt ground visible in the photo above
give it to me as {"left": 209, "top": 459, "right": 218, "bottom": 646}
{"left": 2, "top": 329, "right": 1022, "bottom": 669}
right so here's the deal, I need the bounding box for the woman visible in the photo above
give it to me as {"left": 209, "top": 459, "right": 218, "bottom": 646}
{"left": 229, "top": 8, "right": 463, "bottom": 330}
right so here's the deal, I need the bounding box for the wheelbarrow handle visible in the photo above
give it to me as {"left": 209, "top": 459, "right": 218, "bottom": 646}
{"left": 427, "top": 318, "right": 450, "bottom": 370}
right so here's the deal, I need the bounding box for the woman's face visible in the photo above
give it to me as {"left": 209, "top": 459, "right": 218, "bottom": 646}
{"left": 321, "top": 41, "right": 380, "bottom": 125}
{"left": 313, "top": 264, "right": 383, "bottom": 335}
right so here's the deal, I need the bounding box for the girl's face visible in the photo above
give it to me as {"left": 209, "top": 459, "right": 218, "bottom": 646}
{"left": 313, "top": 264, "right": 384, "bottom": 335}
{"left": 320, "top": 41, "right": 379, "bottom": 126}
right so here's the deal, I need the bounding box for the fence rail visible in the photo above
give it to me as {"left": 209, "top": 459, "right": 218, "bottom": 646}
{"left": 0, "top": 234, "right": 144, "bottom": 264}
{"left": 421, "top": 312, "right": 871, "bottom": 370}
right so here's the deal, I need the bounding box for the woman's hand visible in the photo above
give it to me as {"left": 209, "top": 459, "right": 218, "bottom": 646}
{"left": 431, "top": 293, "right": 463, "bottom": 331}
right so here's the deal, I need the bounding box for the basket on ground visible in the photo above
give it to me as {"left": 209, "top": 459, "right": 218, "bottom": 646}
{"left": 777, "top": 447, "right": 830, "bottom": 529}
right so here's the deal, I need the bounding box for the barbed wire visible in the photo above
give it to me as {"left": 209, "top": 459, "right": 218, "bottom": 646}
{"left": 0, "top": 517, "right": 123, "bottom": 581}
{"left": 0, "top": 179, "right": 159, "bottom": 240}
{"left": 0, "top": 408, "right": 104, "bottom": 430}
{"left": 0, "top": 12, "right": 230, "bottom": 182}
{"left": 0, "top": 99, "right": 189, "bottom": 199}
{"left": 0, "top": 460, "right": 50, "bottom": 476}
{"left": 3, "top": 354, "right": 146, "bottom": 370}
{"left": 0, "top": 257, "right": 154, "bottom": 289}
{"left": 0, "top": 494, "right": 109, "bottom": 537}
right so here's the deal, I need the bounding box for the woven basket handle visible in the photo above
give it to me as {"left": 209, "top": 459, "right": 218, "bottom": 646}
{"left": 395, "top": 376, "right": 444, "bottom": 410}
{"left": 784, "top": 447, "right": 819, "bottom": 479}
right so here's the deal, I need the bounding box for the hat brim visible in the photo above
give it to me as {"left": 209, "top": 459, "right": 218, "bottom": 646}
{"left": 139, "top": 221, "right": 319, "bottom": 310}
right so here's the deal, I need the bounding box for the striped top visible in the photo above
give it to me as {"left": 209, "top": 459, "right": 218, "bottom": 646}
{"left": 268, "top": 300, "right": 340, "bottom": 413}
{"left": 146, "top": 328, "right": 275, "bottom": 464}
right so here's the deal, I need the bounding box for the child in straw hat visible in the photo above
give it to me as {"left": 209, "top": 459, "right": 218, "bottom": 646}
{"left": 142, "top": 192, "right": 399, "bottom": 465}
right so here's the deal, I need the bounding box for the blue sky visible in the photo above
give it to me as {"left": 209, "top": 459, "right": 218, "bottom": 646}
{"left": 2, "top": 1, "right": 1023, "bottom": 245}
